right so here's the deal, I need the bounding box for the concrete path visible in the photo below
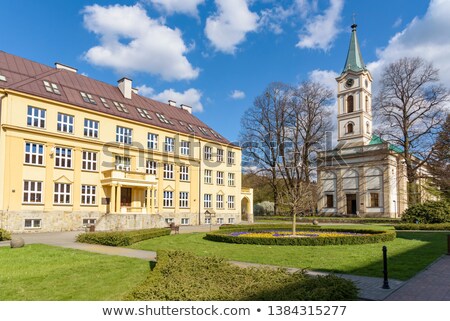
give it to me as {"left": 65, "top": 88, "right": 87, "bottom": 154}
{"left": 3, "top": 228, "right": 449, "bottom": 301}
{"left": 384, "top": 255, "right": 450, "bottom": 301}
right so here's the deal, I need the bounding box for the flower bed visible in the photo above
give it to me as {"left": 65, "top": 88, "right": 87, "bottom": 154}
{"left": 205, "top": 227, "right": 395, "bottom": 246}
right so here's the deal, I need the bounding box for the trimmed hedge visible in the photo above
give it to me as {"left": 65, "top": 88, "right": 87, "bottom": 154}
{"left": 76, "top": 228, "right": 170, "bottom": 246}
{"left": 207, "top": 227, "right": 396, "bottom": 246}
{"left": 126, "top": 250, "right": 358, "bottom": 301}
{"left": 256, "top": 216, "right": 401, "bottom": 224}
{"left": 395, "top": 223, "right": 450, "bottom": 231}
{"left": 0, "top": 229, "right": 11, "bottom": 241}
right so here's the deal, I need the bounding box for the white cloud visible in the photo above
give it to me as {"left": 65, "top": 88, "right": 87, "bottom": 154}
{"left": 259, "top": 5, "right": 295, "bottom": 35}
{"left": 82, "top": 4, "right": 199, "bottom": 81}
{"left": 367, "top": 0, "right": 450, "bottom": 89}
{"left": 147, "top": 0, "right": 204, "bottom": 16}
{"left": 392, "top": 17, "right": 402, "bottom": 28}
{"left": 205, "top": 0, "right": 259, "bottom": 54}
{"left": 296, "top": 0, "right": 344, "bottom": 50}
{"left": 230, "top": 90, "right": 246, "bottom": 99}
{"left": 137, "top": 85, "right": 203, "bottom": 112}
{"left": 308, "top": 69, "right": 339, "bottom": 95}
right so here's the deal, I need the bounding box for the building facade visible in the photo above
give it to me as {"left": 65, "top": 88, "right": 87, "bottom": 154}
{"left": 317, "top": 24, "right": 409, "bottom": 218}
{"left": 0, "top": 51, "right": 253, "bottom": 232}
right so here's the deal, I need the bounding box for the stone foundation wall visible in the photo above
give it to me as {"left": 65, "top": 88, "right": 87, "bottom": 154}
{"left": 95, "top": 213, "right": 166, "bottom": 231}
{"left": 0, "top": 210, "right": 101, "bottom": 233}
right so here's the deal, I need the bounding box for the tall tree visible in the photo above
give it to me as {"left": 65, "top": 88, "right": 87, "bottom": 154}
{"left": 374, "top": 57, "right": 450, "bottom": 204}
{"left": 240, "top": 82, "right": 291, "bottom": 215}
{"left": 429, "top": 114, "right": 450, "bottom": 199}
{"left": 293, "top": 81, "right": 334, "bottom": 182}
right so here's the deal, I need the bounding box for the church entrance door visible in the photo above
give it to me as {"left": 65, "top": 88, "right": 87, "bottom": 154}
{"left": 346, "top": 194, "right": 357, "bottom": 214}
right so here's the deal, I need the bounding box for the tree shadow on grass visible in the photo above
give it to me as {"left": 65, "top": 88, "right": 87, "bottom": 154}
{"left": 345, "top": 232, "right": 448, "bottom": 280}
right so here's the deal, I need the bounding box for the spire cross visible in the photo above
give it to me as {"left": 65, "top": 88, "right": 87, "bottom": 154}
{"left": 352, "top": 13, "right": 357, "bottom": 24}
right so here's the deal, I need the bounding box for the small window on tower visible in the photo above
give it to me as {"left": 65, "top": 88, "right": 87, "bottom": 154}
{"left": 347, "top": 123, "right": 354, "bottom": 134}
{"left": 366, "top": 122, "right": 370, "bottom": 134}
{"left": 347, "top": 95, "right": 354, "bottom": 113}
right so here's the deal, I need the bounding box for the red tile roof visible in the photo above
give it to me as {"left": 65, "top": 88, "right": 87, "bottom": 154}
{"left": 0, "top": 51, "right": 231, "bottom": 145}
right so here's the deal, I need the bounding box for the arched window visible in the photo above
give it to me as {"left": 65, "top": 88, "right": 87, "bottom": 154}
{"left": 365, "top": 96, "right": 369, "bottom": 112}
{"left": 347, "top": 122, "right": 354, "bottom": 134}
{"left": 347, "top": 95, "right": 354, "bottom": 113}
{"left": 366, "top": 122, "right": 370, "bottom": 134}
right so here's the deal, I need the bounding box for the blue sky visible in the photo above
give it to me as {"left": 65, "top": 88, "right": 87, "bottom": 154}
{"left": 2, "top": 0, "right": 448, "bottom": 142}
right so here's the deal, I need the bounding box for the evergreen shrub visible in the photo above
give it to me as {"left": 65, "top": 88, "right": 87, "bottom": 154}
{"left": 401, "top": 200, "right": 450, "bottom": 224}
{"left": 126, "top": 250, "right": 358, "bottom": 301}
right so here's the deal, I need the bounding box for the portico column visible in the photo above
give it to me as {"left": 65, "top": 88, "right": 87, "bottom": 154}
{"left": 146, "top": 186, "right": 151, "bottom": 214}
{"left": 151, "top": 186, "right": 155, "bottom": 214}
{"left": 116, "top": 184, "right": 121, "bottom": 213}
{"left": 110, "top": 184, "right": 116, "bottom": 213}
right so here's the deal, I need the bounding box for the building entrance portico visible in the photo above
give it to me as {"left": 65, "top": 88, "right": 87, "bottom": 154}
{"left": 101, "top": 169, "right": 157, "bottom": 214}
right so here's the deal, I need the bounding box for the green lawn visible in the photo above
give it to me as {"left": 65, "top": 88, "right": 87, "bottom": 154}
{"left": 0, "top": 244, "right": 149, "bottom": 300}
{"left": 130, "top": 228, "right": 448, "bottom": 280}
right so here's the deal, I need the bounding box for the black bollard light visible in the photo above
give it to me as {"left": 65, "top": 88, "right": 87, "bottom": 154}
{"left": 382, "top": 246, "right": 390, "bottom": 289}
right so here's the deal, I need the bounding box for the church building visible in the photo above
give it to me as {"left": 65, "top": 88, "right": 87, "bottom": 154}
{"left": 317, "top": 24, "right": 408, "bottom": 218}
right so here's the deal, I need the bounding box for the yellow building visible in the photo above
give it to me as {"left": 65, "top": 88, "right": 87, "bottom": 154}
{"left": 0, "top": 51, "right": 253, "bottom": 232}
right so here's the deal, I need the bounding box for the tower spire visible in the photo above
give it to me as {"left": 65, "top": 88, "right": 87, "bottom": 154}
{"left": 342, "top": 23, "right": 366, "bottom": 74}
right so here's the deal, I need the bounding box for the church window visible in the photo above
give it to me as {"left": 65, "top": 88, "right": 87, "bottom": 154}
{"left": 365, "top": 96, "right": 369, "bottom": 112}
{"left": 366, "top": 122, "right": 370, "bottom": 134}
{"left": 347, "top": 95, "right": 354, "bottom": 113}
{"left": 370, "top": 193, "right": 379, "bottom": 207}
{"left": 347, "top": 123, "right": 354, "bottom": 134}
{"left": 326, "top": 195, "right": 334, "bottom": 208}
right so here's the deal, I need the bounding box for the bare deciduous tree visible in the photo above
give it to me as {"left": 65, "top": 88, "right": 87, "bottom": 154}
{"left": 374, "top": 57, "right": 449, "bottom": 204}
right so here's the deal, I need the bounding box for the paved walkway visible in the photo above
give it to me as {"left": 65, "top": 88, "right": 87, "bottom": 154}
{"left": 2, "top": 228, "right": 449, "bottom": 301}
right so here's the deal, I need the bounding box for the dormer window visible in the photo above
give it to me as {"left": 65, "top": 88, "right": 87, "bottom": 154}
{"left": 186, "top": 124, "right": 195, "bottom": 132}
{"left": 198, "top": 127, "right": 210, "bottom": 136}
{"left": 347, "top": 95, "right": 354, "bottom": 113}
{"left": 113, "top": 101, "right": 129, "bottom": 113}
{"left": 156, "top": 112, "right": 170, "bottom": 124}
{"left": 80, "top": 92, "right": 96, "bottom": 104}
{"left": 136, "top": 107, "right": 152, "bottom": 119}
{"left": 0, "top": 74, "right": 6, "bottom": 82}
{"left": 100, "top": 97, "right": 110, "bottom": 108}
{"left": 43, "top": 81, "right": 61, "bottom": 95}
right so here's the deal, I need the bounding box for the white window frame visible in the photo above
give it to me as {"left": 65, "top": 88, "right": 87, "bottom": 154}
{"left": 228, "top": 195, "right": 235, "bottom": 209}
{"left": 113, "top": 101, "right": 128, "bottom": 113}
{"left": 216, "top": 194, "right": 224, "bottom": 209}
{"left": 181, "top": 218, "right": 190, "bottom": 225}
{"left": 81, "top": 185, "right": 97, "bottom": 205}
{"left": 205, "top": 217, "right": 211, "bottom": 224}
{"left": 180, "top": 141, "right": 190, "bottom": 156}
{"left": 27, "top": 106, "right": 46, "bottom": 128}
{"left": 228, "top": 218, "right": 235, "bottom": 224}
{"left": 24, "top": 142, "right": 44, "bottom": 165}
{"left": 164, "top": 137, "right": 174, "bottom": 153}
{"left": 148, "top": 133, "right": 158, "bottom": 150}
{"left": 54, "top": 183, "right": 71, "bottom": 204}
{"left": 217, "top": 149, "right": 224, "bottom": 162}
{"left": 204, "top": 146, "right": 212, "bottom": 160}
{"left": 115, "top": 156, "right": 131, "bottom": 171}
{"left": 136, "top": 107, "right": 152, "bottom": 119}
{"left": 116, "top": 126, "right": 132, "bottom": 145}
{"left": 163, "top": 191, "right": 174, "bottom": 208}
{"left": 57, "top": 113, "right": 74, "bottom": 134}
{"left": 163, "top": 163, "right": 174, "bottom": 180}
{"left": 55, "top": 147, "right": 72, "bottom": 169}
{"left": 216, "top": 218, "right": 224, "bottom": 224}
{"left": 80, "top": 92, "right": 96, "bottom": 104}
{"left": 43, "top": 80, "right": 61, "bottom": 95}
{"left": 228, "top": 173, "right": 235, "bottom": 186}
{"left": 204, "top": 169, "right": 212, "bottom": 184}
{"left": 146, "top": 160, "right": 157, "bottom": 175}
{"left": 180, "top": 165, "right": 189, "bottom": 181}
{"left": 216, "top": 171, "right": 224, "bottom": 185}
{"left": 227, "top": 151, "right": 235, "bottom": 165}
{"left": 81, "top": 151, "right": 96, "bottom": 171}
{"left": 204, "top": 194, "right": 212, "bottom": 208}
{"left": 179, "top": 192, "right": 189, "bottom": 208}
{"left": 84, "top": 119, "right": 99, "bottom": 138}
{"left": 145, "top": 189, "right": 158, "bottom": 208}
{"left": 24, "top": 219, "right": 41, "bottom": 229}
{"left": 23, "top": 180, "right": 43, "bottom": 204}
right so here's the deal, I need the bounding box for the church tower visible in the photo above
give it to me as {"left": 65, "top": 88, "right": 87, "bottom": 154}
{"left": 336, "top": 24, "right": 373, "bottom": 147}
